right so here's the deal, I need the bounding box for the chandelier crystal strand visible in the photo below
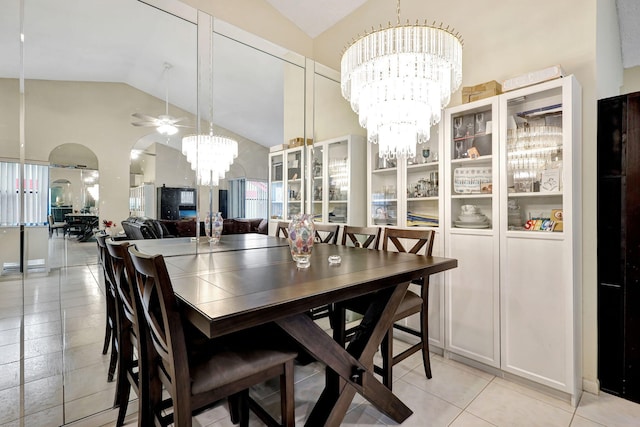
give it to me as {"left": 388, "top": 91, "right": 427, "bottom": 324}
{"left": 341, "top": 1, "right": 462, "bottom": 159}
{"left": 181, "top": 19, "right": 238, "bottom": 186}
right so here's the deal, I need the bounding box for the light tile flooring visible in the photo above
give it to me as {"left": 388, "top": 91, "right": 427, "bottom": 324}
{"left": 0, "top": 235, "right": 639, "bottom": 426}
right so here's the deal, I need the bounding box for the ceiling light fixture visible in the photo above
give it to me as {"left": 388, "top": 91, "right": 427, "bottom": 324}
{"left": 341, "top": 0, "right": 463, "bottom": 159}
{"left": 181, "top": 133, "right": 237, "bottom": 186}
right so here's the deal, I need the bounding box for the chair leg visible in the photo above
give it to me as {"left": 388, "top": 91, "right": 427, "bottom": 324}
{"left": 420, "top": 308, "right": 432, "bottom": 379}
{"left": 281, "top": 359, "right": 295, "bottom": 427}
{"left": 381, "top": 327, "right": 393, "bottom": 390}
{"left": 228, "top": 392, "right": 245, "bottom": 425}
{"left": 102, "top": 285, "right": 115, "bottom": 355}
{"left": 102, "top": 316, "right": 111, "bottom": 355}
{"left": 107, "top": 332, "right": 118, "bottom": 382}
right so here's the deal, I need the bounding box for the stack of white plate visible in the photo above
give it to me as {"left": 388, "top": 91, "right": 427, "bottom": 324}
{"left": 454, "top": 212, "right": 490, "bottom": 229}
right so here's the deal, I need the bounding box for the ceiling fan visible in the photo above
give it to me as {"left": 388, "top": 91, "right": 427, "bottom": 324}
{"left": 131, "top": 63, "right": 188, "bottom": 136}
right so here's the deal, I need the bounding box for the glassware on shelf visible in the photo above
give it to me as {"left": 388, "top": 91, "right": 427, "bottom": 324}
{"left": 507, "top": 125, "right": 563, "bottom": 193}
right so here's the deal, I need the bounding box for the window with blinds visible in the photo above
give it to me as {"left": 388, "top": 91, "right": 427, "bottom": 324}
{"left": 0, "top": 161, "right": 49, "bottom": 226}
{"left": 228, "top": 178, "right": 268, "bottom": 219}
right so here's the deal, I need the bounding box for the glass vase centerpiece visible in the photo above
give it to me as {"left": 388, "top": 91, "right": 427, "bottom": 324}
{"left": 287, "top": 214, "right": 315, "bottom": 268}
{"left": 204, "top": 212, "right": 224, "bottom": 244}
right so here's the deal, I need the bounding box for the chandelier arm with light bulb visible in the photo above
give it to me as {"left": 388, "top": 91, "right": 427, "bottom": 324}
{"left": 340, "top": 0, "right": 463, "bottom": 160}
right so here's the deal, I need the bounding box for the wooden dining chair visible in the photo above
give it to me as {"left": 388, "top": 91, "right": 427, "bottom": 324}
{"left": 105, "top": 239, "right": 150, "bottom": 427}
{"left": 334, "top": 227, "right": 435, "bottom": 390}
{"left": 331, "top": 226, "right": 382, "bottom": 343}
{"left": 275, "top": 221, "right": 289, "bottom": 238}
{"left": 313, "top": 223, "right": 340, "bottom": 244}
{"left": 95, "top": 232, "right": 118, "bottom": 383}
{"left": 127, "top": 246, "right": 297, "bottom": 427}
{"left": 340, "top": 225, "right": 381, "bottom": 249}
{"left": 48, "top": 214, "right": 67, "bottom": 237}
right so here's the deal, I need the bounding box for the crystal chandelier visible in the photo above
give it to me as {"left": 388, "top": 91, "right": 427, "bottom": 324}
{"left": 181, "top": 21, "right": 237, "bottom": 187}
{"left": 341, "top": 0, "right": 463, "bottom": 159}
{"left": 181, "top": 133, "right": 238, "bottom": 186}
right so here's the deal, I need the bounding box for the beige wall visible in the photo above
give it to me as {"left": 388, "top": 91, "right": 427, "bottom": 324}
{"left": 622, "top": 66, "right": 640, "bottom": 94}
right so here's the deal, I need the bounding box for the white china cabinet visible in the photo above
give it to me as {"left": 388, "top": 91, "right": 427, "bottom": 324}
{"left": 268, "top": 146, "right": 305, "bottom": 234}
{"left": 441, "top": 75, "right": 582, "bottom": 405}
{"left": 308, "top": 135, "right": 367, "bottom": 227}
{"left": 498, "top": 75, "right": 582, "bottom": 404}
{"left": 443, "top": 96, "right": 501, "bottom": 368}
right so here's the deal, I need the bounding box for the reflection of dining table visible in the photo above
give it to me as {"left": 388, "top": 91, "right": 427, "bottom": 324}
{"left": 131, "top": 234, "right": 289, "bottom": 257}
{"left": 143, "top": 238, "right": 457, "bottom": 425}
{"left": 65, "top": 213, "right": 99, "bottom": 242}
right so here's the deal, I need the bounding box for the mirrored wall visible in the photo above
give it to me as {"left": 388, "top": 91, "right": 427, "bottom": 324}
{"left": 0, "top": 0, "right": 311, "bottom": 424}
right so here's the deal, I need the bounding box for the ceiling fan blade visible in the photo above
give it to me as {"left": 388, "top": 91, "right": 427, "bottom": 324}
{"left": 131, "top": 122, "right": 155, "bottom": 127}
{"left": 131, "top": 112, "right": 159, "bottom": 121}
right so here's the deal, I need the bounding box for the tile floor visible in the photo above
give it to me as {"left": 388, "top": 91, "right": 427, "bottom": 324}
{"left": 0, "top": 235, "right": 639, "bottom": 426}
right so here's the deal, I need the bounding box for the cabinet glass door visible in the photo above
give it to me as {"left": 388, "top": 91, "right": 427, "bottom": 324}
{"left": 504, "top": 86, "right": 564, "bottom": 232}
{"left": 406, "top": 125, "right": 440, "bottom": 227}
{"left": 311, "top": 145, "right": 323, "bottom": 221}
{"left": 370, "top": 143, "right": 398, "bottom": 226}
{"left": 448, "top": 103, "right": 496, "bottom": 230}
{"left": 270, "top": 152, "right": 283, "bottom": 220}
{"left": 286, "top": 148, "right": 303, "bottom": 219}
{"left": 327, "top": 140, "right": 348, "bottom": 224}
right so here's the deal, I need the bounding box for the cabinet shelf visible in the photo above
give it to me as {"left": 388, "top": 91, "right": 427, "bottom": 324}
{"left": 451, "top": 193, "right": 493, "bottom": 199}
{"left": 407, "top": 162, "right": 439, "bottom": 171}
{"left": 451, "top": 155, "right": 493, "bottom": 165}
{"left": 372, "top": 167, "right": 397, "bottom": 175}
{"left": 507, "top": 191, "right": 562, "bottom": 197}
{"left": 407, "top": 196, "right": 439, "bottom": 202}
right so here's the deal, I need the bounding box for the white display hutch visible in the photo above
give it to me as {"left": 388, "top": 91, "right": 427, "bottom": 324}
{"left": 498, "top": 75, "right": 582, "bottom": 404}
{"left": 308, "top": 134, "right": 367, "bottom": 228}
{"left": 268, "top": 146, "right": 305, "bottom": 235}
{"left": 443, "top": 95, "right": 501, "bottom": 368}
{"left": 366, "top": 124, "right": 447, "bottom": 350}
{"left": 441, "top": 75, "right": 582, "bottom": 405}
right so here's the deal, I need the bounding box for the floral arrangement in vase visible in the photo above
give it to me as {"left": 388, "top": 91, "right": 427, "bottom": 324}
{"left": 102, "top": 220, "right": 117, "bottom": 235}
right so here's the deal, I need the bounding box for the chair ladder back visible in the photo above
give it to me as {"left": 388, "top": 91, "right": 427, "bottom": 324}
{"left": 275, "top": 221, "right": 289, "bottom": 238}
{"left": 341, "top": 225, "right": 381, "bottom": 249}
{"left": 314, "top": 223, "right": 340, "bottom": 244}
{"left": 128, "top": 246, "right": 192, "bottom": 422}
{"left": 382, "top": 228, "right": 435, "bottom": 256}
{"left": 106, "top": 241, "right": 139, "bottom": 327}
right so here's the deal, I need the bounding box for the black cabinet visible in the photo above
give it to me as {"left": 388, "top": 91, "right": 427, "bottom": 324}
{"left": 157, "top": 186, "right": 196, "bottom": 220}
{"left": 597, "top": 93, "right": 640, "bottom": 403}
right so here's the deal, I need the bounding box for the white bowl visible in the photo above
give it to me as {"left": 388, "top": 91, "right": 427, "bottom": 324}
{"left": 458, "top": 214, "right": 486, "bottom": 223}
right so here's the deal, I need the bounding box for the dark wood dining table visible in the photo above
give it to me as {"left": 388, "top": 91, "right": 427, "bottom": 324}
{"left": 133, "top": 234, "right": 457, "bottom": 426}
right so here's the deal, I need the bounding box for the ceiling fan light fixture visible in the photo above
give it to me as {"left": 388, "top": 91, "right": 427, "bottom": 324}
{"left": 157, "top": 123, "right": 178, "bottom": 136}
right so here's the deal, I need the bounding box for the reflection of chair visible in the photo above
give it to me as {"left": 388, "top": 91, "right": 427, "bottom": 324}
{"left": 105, "top": 239, "right": 150, "bottom": 427}
{"left": 48, "top": 214, "right": 67, "bottom": 237}
{"left": 95, "top": 232, "right": 118, "bottom": 383}
{"left": 313, "top": 223, "right": 340, "bottom": 244}
{"left": 275, "top": 221, "right": 290, "bottom": 238}
{"left": 341, "top": 225, "right": 381, "bottom": 249}
{"left": 333, "top": 227, "right": 435, "bottom": 390}
{"left": 127, "top": 247, "right": 297, "bottom": 427}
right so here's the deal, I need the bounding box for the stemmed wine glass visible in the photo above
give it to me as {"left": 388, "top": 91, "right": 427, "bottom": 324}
{"left": 422, "top": 148, "right": 431, "bottom": 164}
{"left": 453, "top": 117, "right": 463, "bottom": 138}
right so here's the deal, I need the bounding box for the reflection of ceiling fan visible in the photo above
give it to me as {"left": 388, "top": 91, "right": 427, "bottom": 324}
{"left": 131, "top": 63, "right": 188, "bottom": 136}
